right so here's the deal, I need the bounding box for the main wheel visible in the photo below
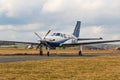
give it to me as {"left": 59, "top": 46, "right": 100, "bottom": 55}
{"left": 79, "top": 51, "right": 82, "bottom": 56}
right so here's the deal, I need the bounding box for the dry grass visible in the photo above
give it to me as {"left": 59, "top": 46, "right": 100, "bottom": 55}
{"left": 0, "top": 48, "right": 119, "bottom": 55}
{"left": 0, "top": 48, "right": 120, "bottom": 80}
{"left": 0, "top": 56, "right": 120, "bottom": 80}
{"left": 0, "top": 48, "right": 38, "bottom": 55}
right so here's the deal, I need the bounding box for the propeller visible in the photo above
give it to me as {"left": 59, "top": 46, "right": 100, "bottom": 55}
{"left": 34, "top": 32, "right": 42, "bottom": 40}
{"left": 44, "top": 30, "right": 51, "bottom": 39}
{"left": 34, "top": 30, "right": 51, "bottom": 40}
{"left": 34, "top": 30, "right": 51, "bottom": 50}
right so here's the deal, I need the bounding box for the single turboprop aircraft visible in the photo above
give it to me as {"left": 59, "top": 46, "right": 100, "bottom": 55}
{"left": 0, "top": 21, "right": 120, "bottom": 56}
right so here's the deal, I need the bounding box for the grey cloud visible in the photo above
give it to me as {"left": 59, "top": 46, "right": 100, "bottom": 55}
{"left": 1, "top": 0, "right": 120, "bottom": 25}
{"left": 0, "top": 0, "right": 120, "bottom": 41}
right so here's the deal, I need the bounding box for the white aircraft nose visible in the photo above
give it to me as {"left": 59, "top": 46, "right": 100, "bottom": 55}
{"left": 45, "top": 38, "right": 55, "bottom": 41}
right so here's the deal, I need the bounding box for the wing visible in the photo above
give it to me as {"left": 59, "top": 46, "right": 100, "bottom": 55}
{"left": 61, "top": 40, "right": 120, "bottom": 47}
{"left": 77, "top": 37, "right": 103, "bottom": 40}
{"left": 0, "top": 40, "right": 39, "bottom": 45}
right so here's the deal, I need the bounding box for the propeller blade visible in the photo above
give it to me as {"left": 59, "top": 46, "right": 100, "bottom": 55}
{"left": 44, "top": 30, "right": 51, "bottom": 39}
{"left": 34, "top": 32, "right": 42, "bottom": 40}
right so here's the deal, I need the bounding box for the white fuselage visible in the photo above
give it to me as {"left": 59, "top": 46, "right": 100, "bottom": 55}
{"left": 43, "top": 33, "right": 78, "bottom": 47}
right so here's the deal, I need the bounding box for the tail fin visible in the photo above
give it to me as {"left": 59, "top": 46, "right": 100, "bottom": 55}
{"left": 73, "top": 21, "right": 81, "bottom": 38}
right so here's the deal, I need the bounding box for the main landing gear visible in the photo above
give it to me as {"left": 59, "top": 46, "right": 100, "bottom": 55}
{"left": 39, "top": 45, "right": 50, "bottom": 56}
{"left": 39, "top": 45, "right": 83, "bottom": 56}
{"left": 79, "top": 50, "right": 82, "bottom": 56}
{"left": 79, "top": 46, "right": 83, "bottom": 56}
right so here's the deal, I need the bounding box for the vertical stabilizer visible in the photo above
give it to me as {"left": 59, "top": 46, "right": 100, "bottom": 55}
{"left": 73, "top": 21, "right": 81, "bottom": 38}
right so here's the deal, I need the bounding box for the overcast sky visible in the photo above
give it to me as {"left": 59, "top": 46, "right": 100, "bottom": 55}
{"left": 0, "top": 0, "right": 120, "bottom": 42}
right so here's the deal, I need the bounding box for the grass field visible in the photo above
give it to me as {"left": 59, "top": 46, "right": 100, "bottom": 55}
{"left": 0, "top": 56, "right": 120, "bottom": 80}
{"left": 0, "top": 48, "right": 120, "bottom": 80}
{"left": 0, "top": 48, "right": 119, "bottom": 55}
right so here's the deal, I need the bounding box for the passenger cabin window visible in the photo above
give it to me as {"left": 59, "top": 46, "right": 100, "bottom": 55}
{"left": 63, "top": 34, "right": 67, "bottom": 38}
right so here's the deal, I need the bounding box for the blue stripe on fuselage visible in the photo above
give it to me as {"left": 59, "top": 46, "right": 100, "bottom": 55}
{"left": 46, "top": 39, "right": 69, "bottom": 47}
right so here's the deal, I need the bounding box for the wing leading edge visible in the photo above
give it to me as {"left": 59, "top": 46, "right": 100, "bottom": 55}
{"left": 0, "top": 40, "right": 39, "bottom": 45}
{"left": 61, "top": 40, "right": 120, "bottom": 47}
{"left": 1, "top": 40, "right": 120, "bottom": 47}
{"left": 77, "top": 37, "right": 103, "bottom": 40}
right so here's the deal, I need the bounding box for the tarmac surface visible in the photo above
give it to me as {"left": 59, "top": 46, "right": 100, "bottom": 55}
{"left": 0, "top": 53, "right": 120, "bottom": 63}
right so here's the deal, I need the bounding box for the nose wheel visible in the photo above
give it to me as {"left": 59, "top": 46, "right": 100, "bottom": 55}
{"left": 40, "top": 51, "right": 43, "bottom": 56}
{"left": 47, "top": 51, "right": 50, "bottom": 56}
{"left": 46, "top": 47, "right": 50, "bottom": 56}
{"left": 39, "top": 44, "right": 43, "bottom": 56}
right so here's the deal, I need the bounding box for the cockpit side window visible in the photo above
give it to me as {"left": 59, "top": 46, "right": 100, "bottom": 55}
{"left": 56, "top": 33, "right": 60, "bottom": 36}
{"left": 52, "top": 33, "right": 61, "bottom": 36}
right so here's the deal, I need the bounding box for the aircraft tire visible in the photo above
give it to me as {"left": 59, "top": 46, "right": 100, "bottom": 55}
{"left": 79, "top": 51, "right": 82, "bottom": 56}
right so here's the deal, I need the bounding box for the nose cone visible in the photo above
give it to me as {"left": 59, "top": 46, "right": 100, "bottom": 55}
{"left": 45, "top": 36, "right": 53, "bottom": 41}
{"left": 45, "top": 37, "right": 55, "bottom": 41}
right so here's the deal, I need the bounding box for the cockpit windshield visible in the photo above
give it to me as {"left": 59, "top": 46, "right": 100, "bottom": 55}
{"left": 56, "top": 33, "right": 61, "bottom": 36}
{"left": 52, "top": 33, "right": 61, "bottom": 36}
